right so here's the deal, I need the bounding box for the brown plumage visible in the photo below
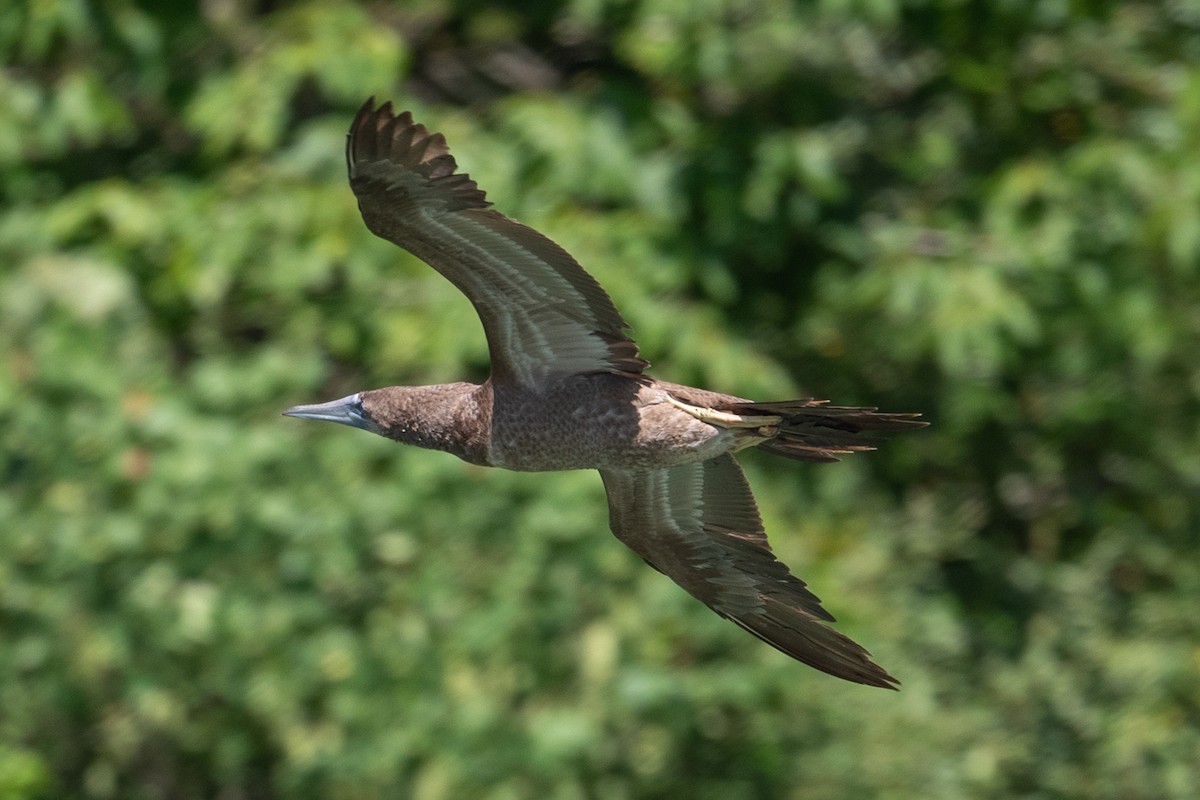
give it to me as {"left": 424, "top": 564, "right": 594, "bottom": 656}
{"left": 285, "top": 99, "right": 926, "bottom": 689}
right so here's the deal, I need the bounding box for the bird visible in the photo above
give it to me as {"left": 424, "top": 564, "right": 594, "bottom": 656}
{"left": 284, "top": 98, "right": 926, "bottom": 689}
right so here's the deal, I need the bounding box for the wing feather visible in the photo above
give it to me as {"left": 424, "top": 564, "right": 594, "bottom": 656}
{"left": 346, "top": 98, "right": 647, "bottom": 385}
{"left": 599, "top": 455, "right": 899, "bottom": 688}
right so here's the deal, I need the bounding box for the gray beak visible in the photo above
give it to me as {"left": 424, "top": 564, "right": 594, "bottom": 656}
{"left": 283, "top": 393, "right": 373, "bottom": 431}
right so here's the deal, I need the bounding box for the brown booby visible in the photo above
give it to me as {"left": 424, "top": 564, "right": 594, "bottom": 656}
{"left": 285, "top": 99, "right": 925, "bottom": 688}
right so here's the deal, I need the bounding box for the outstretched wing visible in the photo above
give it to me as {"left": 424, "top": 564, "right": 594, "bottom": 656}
{"left": 346, "top": 99, "right": 647, "bottom": 387}
{"left": 599, "top": 454, "right": 899, "bottom": 688}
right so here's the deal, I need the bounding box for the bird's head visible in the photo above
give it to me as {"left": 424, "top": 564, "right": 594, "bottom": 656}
{"left": 283, "top": 384, "right": 477, "bottom": 448}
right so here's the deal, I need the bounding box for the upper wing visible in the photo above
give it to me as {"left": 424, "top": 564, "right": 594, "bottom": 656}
{"left": 346, "top": 99, "right": 647, "bottom": 387}
{"left": 599, "top": 454, "right": 899, "bottom": 688}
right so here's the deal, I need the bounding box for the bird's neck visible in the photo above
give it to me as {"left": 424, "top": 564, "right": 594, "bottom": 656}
{"left": 362, "top": 382, "right": 492, "bottom": 465}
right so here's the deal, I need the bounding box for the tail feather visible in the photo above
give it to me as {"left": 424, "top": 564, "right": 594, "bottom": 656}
{"left": 736, "top": 399, "right": 927, "bottom": 463}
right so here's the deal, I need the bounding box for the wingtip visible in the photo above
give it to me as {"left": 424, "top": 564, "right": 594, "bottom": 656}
{"left": 352, "top": 96, "right": 379, "bottom": 131}
{"left": 871, "top": 670, "right": 903, "bottom": 690}
{"left": 346, "top": 100, "right": 494, "bottom": 212}
{"left": 348, "top": 97, "right": 379, "bottom": 172}
{"left": 828, "top": 646, "right": 902, "bottom": 690}
{"left": 858, "top": 656, "right": 903, "bottom": 690}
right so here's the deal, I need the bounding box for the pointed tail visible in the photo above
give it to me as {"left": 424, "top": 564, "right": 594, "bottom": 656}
{"left": 734, "top": 399, "right": 927, "bottom": 463}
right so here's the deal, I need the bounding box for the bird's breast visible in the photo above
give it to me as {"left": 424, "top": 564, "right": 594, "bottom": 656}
{"left": 485, "top": 377, "right": 733, "bottom": 472}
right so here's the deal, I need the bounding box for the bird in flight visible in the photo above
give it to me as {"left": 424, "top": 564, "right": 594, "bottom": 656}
{"left": 285, "top": 99, "right": 925, "bottom": 688}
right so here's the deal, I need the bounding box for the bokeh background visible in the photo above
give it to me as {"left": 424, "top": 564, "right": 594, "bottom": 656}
{"left": 3, "top": 1, "right": 1199, "bottom": 797}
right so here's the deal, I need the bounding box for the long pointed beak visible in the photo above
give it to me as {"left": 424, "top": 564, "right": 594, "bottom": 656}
{"left": 283, "top": 393, "right": 372, "bottom": 431}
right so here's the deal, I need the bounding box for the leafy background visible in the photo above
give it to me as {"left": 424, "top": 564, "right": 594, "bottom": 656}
{"left": 2, "top": 0, "right": 1199, "bottom": 798}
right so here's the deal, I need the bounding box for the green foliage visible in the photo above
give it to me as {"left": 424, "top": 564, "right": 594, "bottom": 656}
{"left": 2, "top": 1, "right": 1198, "bottom": 798}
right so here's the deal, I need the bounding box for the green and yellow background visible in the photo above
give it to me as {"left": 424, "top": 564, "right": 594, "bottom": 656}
{"left": 2, "top": 1, "right": 1198, "bottom": 797}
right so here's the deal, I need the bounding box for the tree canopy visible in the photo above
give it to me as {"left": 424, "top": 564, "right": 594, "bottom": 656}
{"left": 2, "top": 1, "right": 1198, "bottom": 798}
